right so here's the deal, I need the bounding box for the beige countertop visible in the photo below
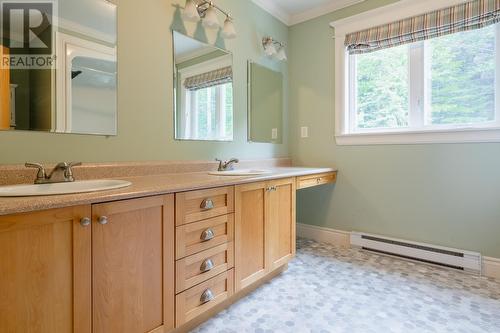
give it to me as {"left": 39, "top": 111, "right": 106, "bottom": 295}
{"left": 0, "top": 167, "right": 336, "bottom": 216}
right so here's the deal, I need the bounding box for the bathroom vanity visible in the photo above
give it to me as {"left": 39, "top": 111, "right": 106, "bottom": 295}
{"left": 0, "top": 162, "right": 336, "bottom": 333}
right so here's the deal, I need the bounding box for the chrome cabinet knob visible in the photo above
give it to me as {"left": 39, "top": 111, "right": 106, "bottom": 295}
{"left": 200, "top": 228, "right": 215, "bottom": 241}
{"left": 80, "top": 217, "right": 91, "bottom": 227}
{"left": 200, "top": 259, "right": 215, "bottom": 273}
{"left": 98, "top": 216, "right": 109, "bottom": 225}
{"left": 200, "top": 198, "right": 214, "bottom": 210}
{"left": 200, "top": 288, "right": 215, "bottom": 304}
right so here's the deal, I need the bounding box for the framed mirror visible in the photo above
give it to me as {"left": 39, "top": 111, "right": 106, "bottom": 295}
{"left": 0, "top": 0, "right": 117, "bottom": 135}
{"left": 173, "top": 31, "right": 233, "bottom": 141}
{"left": 248, "top": 61, "right": 283, "bottom": 143}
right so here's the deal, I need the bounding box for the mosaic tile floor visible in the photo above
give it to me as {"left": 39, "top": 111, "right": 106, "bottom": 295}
{"left": 192, "top": 238, "right": 500, "bottom": 333}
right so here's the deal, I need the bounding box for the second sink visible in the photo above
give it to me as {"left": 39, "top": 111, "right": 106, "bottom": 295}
{"left": 208, "top": 169, "right": 271, "bottom": 176}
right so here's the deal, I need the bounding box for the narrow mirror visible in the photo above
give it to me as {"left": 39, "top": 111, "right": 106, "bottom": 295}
{"left": 173, "top": 31, "right": 233, "bottom": 141}
{"left": 248, "top": 61, "right": 283, "bottom": 143}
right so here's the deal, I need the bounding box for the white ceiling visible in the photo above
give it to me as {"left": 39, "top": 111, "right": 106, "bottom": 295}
{"left": 252, "top": 0, "right": 366, "bottom": 26}
{"left": 173, "top": 32, "right": 218, "bottom": 64}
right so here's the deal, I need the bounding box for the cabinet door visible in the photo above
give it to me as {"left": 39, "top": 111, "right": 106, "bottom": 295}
{"left": 267, "top": 178, "right": 296, "bottom": 270}
{"left": 234, "top": 181, "right": 267, "bottom": 291}
{"left": 0, "top": 206, "right": 92, "bottom": 333}
{"left": 92, "top": 195, "right": 174, "bottom": 333}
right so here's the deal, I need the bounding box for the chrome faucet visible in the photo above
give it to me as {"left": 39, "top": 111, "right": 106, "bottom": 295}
{"left": 25, "top": 162, "right": 82, "bottom": 184}
{"left": 216, "top": 158, "right": 239, "bottom": 171}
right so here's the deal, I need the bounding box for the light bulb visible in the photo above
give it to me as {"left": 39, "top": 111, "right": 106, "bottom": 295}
{"left": 182, "top": 0, "right": 200, "bottom": 22}
{"left": 276, "top": 46, "right": 287, "bottom": 61}
{"left": 222, "top": 16, "right": 237, "bottom": 39}
{"left": 264, "top": 42, "right": 277, "bottom": 57}
{"left": 202, "top": 5, "right": 220, "bottom": 29}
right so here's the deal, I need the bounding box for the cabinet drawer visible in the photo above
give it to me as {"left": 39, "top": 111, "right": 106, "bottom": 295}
{"left": 175, "top": 269, "right": 234, "bottom": 327}
{"left": 176, "top": 186, "right": 234, "bottom": 226}
{"left": 297, "top": 172, "right": 337, "bottom": 189}
{"left": 176, "top": 242, "right": 234, "bottom": 294}
{"left": 176, "top": 214, "right": 234, "bottom": 259}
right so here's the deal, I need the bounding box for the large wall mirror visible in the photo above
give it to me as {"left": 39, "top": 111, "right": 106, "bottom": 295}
{"left": 248, "top": 61, "right": 283, "bottom": 143}
{"left": 0, "top": 0, "right": 117, "bottom": 135}
{"left": 173, "top": 31, "right": 233, "bottom": 141}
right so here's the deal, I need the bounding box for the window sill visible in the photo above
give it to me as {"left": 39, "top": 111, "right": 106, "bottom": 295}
{"left": 335, "top": 127, "right": 500, "bottom": 145}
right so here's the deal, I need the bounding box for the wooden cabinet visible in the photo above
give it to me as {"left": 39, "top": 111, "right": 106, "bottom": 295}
{"left": 234, "top": 181, "right": 268, "bottom": 291}
{"left": 0, "top": 171, "right": 331, "bottom": 332}
{"left": 175, "top": 214, "right": 234, "bottom": 260}
{"left": 176, "top": 186, "right": 234, "bottom": 226}
{"left": 176, "top": 242, "right": 234, "bottom": 293}
{"left": 175, "top": 269, "right": 234, "bottom": 327}
{"left": 297, "top": 171, "right": 337, "bottom": 189}
{"left": 174, "top": 186, "right": 236, "bottom": 328}
{"left": 267, "top": 178, "right": 296, "bottom": 270}
{"left": 0, "top": 206, "right": 92, "bottom": 333}
{"left": 0, "top": 195, "right": 175, "bottom": 333}
{"left": 234, "top": 178, "right": 296, "bottom": 292}
{"left": 92, "top": 195, "right": 174, "bottom": 333}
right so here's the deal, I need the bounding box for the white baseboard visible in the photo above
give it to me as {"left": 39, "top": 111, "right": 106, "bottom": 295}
{"left": 483, "top": 257, "right": 500, "bottom": 280}
{"left": 296, "top": 223, "right": 500, "bottom": 280}
{"left": 296, "top": 223, "right": 350, "bottom": 248}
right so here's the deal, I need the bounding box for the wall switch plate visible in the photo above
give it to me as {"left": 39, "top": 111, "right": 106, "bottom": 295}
{"left": 272, "top": 128, "right": 278, "bottom": 140}
{"left": 301, "top": 127, "right": 309, "bottom": 138}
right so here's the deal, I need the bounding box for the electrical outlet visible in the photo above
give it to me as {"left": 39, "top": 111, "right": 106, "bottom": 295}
{"left": 272, "top": 128, "right": 278, "bottom": 140}
{"left": 301, "top": 126, "right": 309, "bottom": 138}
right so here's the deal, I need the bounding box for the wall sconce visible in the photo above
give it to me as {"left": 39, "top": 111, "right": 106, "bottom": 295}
{"left": 182, "top": 0, "right": 237, "bottom": 39}
{"left": 262, "top": 37, "right": 287, "bottom": 61}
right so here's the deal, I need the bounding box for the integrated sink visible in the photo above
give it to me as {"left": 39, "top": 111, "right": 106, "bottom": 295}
{"left": 208, "top": 169, "right": 271, "bottom": 176}
{"left": 0, "top": 179, "right": 132, "bottom": 197}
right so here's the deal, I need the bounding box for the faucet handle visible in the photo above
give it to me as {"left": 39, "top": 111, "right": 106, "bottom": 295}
{"left": 65, "top": 162, "right": 82, "bottom": 181}
{"left": 68, "top": 162, "right": 82, "bottom": 168}
{"left": 25, "top": 162, "right": 47, "bottom": 183}
{"left": 215, "top": 158, "right": 223, "bottom": 171}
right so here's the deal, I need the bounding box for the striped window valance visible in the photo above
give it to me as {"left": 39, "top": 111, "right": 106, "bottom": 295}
{"left": 184, "top": 66, "right": 232, "bottom": 91}
{"left": 345, "top": 0, "right": 500, "bottom": 54}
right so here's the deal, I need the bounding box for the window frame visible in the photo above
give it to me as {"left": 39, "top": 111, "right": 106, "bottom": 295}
{"left": 332, "top": 0, "right": 500, "bottom": 145}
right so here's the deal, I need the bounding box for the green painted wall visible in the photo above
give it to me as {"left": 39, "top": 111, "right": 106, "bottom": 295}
{"left": 290, "top": 0, "right": 500, "bottom": 257}
{"left": 0, "top": 0, "right": 288, "bottom": 164}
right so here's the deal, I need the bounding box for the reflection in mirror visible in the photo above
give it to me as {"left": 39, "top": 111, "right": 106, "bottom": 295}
{"left": 248, "top": 61, "right": 283, "bottom": 143}
{"left": 71, "top": 56, "right": 117, "bottom": 134}
{"left": 0, "top": 0, "right": 117, "bottom": 135}
{"left": 173, "top": 31, "right": 233, "bottom": 141}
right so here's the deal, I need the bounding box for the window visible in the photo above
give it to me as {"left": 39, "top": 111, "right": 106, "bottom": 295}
{"left": 185, "top": 82, "right": 233, "bottom": 140}
{"left": 176, "top": 55, "right": 233, "bottom": 141}
{"left": 351, "top": 25, "right": 499, "bottom": 134}
{"left": 333, "top": 0, "right": 500, "bottom": 145}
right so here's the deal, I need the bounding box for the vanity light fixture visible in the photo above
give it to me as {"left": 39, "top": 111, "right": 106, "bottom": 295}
{"left": 222, "top": 16, "right": 237, "bottom": 39}
{"left": 262, "top": 37, "right": 287, "bottom": 61}
{"left": 182, "top": 0, "right": 237, "bottom": 39}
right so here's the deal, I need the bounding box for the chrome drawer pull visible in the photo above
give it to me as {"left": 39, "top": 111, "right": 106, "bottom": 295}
{"left": 200, "top": 288, "right": 215, "bottom": 304}
{"left": 200, "top": 198, "right": 214, "bottom": 210}
{"left": 200, "top": 259, "right": 215, "bottom": 273}
{"left": 200, "top": 228, "right": 215, "bottom": 241}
